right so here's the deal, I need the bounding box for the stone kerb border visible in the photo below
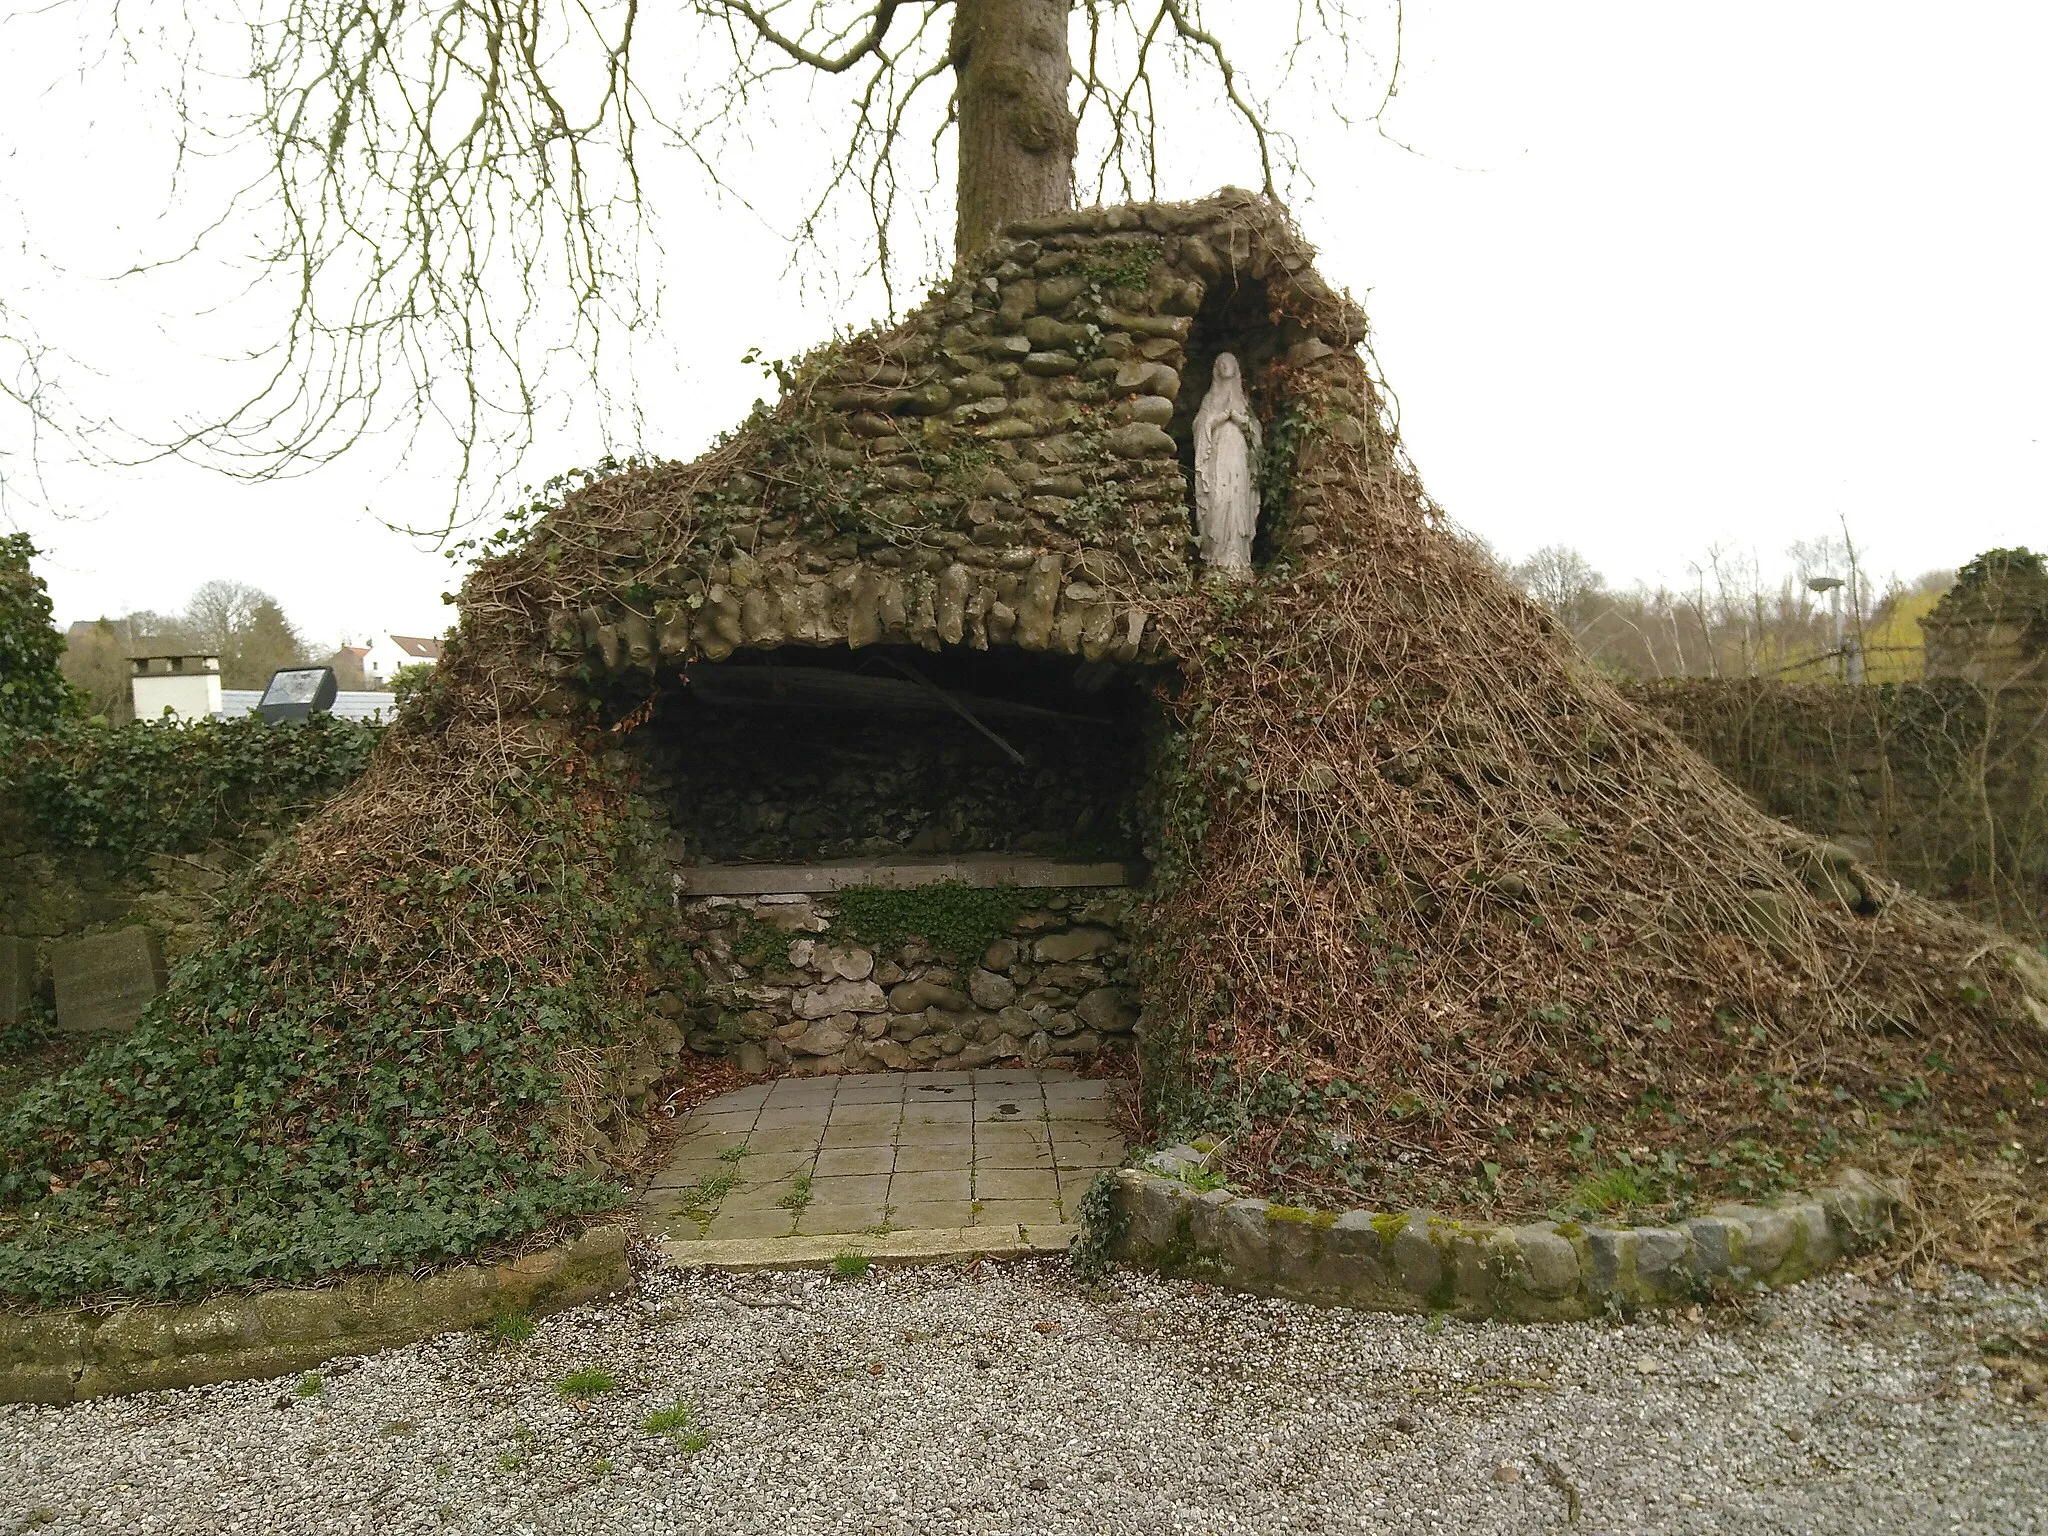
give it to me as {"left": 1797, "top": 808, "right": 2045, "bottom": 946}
{"left": 1091, "top": 1148, "right": 1898, "bottom": 1321}
{"left": 0, "top": 1226, "right": 631, "bottom": 1406}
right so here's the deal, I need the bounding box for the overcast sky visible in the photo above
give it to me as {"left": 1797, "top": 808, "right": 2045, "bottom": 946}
{"left": 2, "top": 3, "right": 2042, "bottom": 649}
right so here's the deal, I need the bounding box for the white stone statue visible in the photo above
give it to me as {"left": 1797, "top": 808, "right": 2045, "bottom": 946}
{"left": 1193, "top": 352, "right": 1261, "bottom": 576}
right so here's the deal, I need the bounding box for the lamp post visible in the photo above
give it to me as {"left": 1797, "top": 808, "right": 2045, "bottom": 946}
{"left": 1806, "top": 576, "right": 1851, "bottom": 681}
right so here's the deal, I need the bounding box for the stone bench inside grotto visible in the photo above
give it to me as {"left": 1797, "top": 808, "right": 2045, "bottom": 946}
{"left": 628, "top": 641, "right": 1157, "bottom": 1079}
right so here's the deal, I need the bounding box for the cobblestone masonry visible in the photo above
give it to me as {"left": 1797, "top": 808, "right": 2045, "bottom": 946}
{"left": 536, "top": 194, "right": 1369, "bottom": 702}
{"left": 659, "top": 889, "right": 1139, "bottom": 1073}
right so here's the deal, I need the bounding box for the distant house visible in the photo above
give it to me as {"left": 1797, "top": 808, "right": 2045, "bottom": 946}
{"left": 364, "top": 634, "right": 444, "bottom": 688}
{"left": 324, "top": 645, "right": 371, "bottom": 690}
{"left": 129, "top": 651, "right": 223, "bottom": 722}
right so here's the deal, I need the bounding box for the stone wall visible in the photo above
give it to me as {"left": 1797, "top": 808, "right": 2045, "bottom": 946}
{"left": 0, "top": 810, "right": 247, "bottom": 1022}
{"left": 1629, "top": 678, "right": 2048, "bottom": 938}
{"left": 663, "top": 888, "right": 1140, "bottom": 1076}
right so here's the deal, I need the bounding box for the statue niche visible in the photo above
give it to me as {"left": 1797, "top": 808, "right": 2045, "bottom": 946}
{"left": 1193, "top": 351, "right": 1261, "bottom": 576}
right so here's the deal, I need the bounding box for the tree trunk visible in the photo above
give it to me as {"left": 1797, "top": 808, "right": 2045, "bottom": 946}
{"left": 950, "top": 0, "right": 1076, "bottom": 264}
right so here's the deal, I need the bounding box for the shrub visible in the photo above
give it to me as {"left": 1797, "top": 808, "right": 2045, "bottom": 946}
{"left": 0, "top": 533, "right": 81, "bottom": 733}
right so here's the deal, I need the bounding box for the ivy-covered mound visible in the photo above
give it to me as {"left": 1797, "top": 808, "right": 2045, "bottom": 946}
{"left": 0, "top": 706, "right": 672, "bottom": 1301}
{"left": 4, "top": 191, "right": 2046, "bottom": 1302}
{"left": 1137, "top": 349, "right": 2048, "bottom": 1282}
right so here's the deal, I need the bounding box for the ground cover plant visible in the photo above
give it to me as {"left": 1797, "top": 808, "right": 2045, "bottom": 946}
{"left": 0, "top": 712, "right": 379, "bottom": 868}
{"left": 0, "top": 708, "right": 682, "bottom": 1301}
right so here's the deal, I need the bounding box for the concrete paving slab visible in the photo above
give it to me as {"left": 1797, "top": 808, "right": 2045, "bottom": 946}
{"left": 975, "top": 1167, "right": 1059, "bottom": 1201}
{"left": 814, "top": 1145, "right": 894, "bottom": 1177}
{"left": 755, "top": 1105, "right": 830, "bottom": 1130}
{"left": 810, "top": 1173, "right": 891, "bottom": 1205}
{"left": 704, "top": 1208, "right": 799, "bottom": 1241}
{"left": 833, "top": 1078, "right": 907, "bottom": 1104}
{"left": 890, "top": 1169, "right": 972, "bottom": 1203}
{"left": 718, "top": 1180, "right": 806, "bottom": 1212}
{"left": 826, "top": 1100, "right": 901, "bottom": 1127}
{"left": 694, "top": 1109, "right": 761, "bottom": 1136}
{"left": 972, "top": 1200, "right": 1064, "bottom": 1229}
{"left": 742, "top": 1124, "right": 826, "bottom": 1155}
{"left": 884, "top": 1200, "right": 976, "bottom": 1229}
{"left": 901, "top": 1101, "right": 974, "bottom": 1124}
{"left": 820, "top": 1122, "right": 900, "bottom": 1150}
{"left": 765, "top": 1081, "right": 838, "bottom": 1106}
{"left": 657, "top": 1223, "right": 1081, "bottom": 1272}
{"left": 640, "top": 1069, "right": 1125, "bottom": 1271}
{"left": 709, "top": 1084, "right": 774, "bottom": 1110}
{"left": 975, "top": 1144, "right": 1057, "bottom": 1172}
{"left": 794, "top": 1204, "right": 889, "bottom": 1236}
{"left": 892, "top": 1142, "right": 977, "bottom": 1174}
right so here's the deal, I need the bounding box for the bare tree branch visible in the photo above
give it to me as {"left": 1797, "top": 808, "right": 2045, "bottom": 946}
{"left": 5, "top": 0, "right": 1404, "bottom": 532}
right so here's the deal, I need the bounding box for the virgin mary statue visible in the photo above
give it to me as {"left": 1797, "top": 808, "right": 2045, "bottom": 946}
{"left": 1194, "top": 352, "right": 1261, "bottom": 576}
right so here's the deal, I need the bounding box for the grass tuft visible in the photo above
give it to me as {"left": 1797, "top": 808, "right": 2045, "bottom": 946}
{"left": 558, "top": 1367, "right": 617, "bottom": 1400}
{"left": 643, "top": 1398, "right": 710, "bottom": 1453}
{"left": 484, "top": 1309, "right": 536, "bottom": 1345}
{"left": 831, "top": 1250, "right": 871, "bottom": 1280}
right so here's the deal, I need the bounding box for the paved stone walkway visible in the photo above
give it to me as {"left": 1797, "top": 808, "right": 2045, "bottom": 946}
{"left": 640, "top": 1069, "right": 1126, "bottom": 1260}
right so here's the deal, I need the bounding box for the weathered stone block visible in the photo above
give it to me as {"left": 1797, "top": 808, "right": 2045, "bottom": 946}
{"left": 1584, "top": 1227, "right": 1637, "bottom": 1300}
{"left": 52, "top": 927, "right": 165, "bottom": 1035}
{"left": 1034, "top": 926, "right": 1113, "bottom": 962}
{"left": 1685, "top": 1216, "right": 1745, "bottom": 1282}
{"left": 1633, "top": 1226, "right": 1693, "bottom": 1300}
{"left": 0, "top": 936, "right": 34, "bottom": 1027}
{"left": 1190, "top": 1193, "right": 1268, "bottom": 1285}
{"left": 796, "top": 979, "right": 887, "bottom": 1018}
{"left": 1390, "top": 1212, "right": 1443, "bottom": 1300}
{"left": 1503, "top": 1224, "right": 1583, "bottom": 1310}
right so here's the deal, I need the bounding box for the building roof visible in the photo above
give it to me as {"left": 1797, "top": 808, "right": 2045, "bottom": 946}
{"left": 219, "top": 690, "right": 399, "bottom": 724}
{"left": 388, "top": 635, "right": 444, "bottom": 660}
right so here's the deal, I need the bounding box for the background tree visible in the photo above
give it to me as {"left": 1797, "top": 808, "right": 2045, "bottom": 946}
{"left": 1505, "top": 534, "right": 1961, "bottom": 683}
{"left": 1509, "top": 543, "right": 1607, "bottom": 645}
{"left": 56, "top": 584, "right": 312, "bottom": 719}
{"left": 183, "top": 580, "right": 311, "bottom": 689}
{"left": 15, "top": 1, "right": 1399, "bottom": 521}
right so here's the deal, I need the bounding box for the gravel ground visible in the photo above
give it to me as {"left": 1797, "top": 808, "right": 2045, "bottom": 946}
{"left": 3, "top": 1256, "right": 2045, "bottom": 1535}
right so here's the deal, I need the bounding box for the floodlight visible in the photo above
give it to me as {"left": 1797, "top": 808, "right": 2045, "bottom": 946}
{"left": 1805, "top": 576, "right": 1845, "bottom": 593}
{"left": 259, "top": 666, "right": 338, "bottom": 725}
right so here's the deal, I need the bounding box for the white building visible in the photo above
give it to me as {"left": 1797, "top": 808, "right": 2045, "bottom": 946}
{"left": 362, "top": 634, "right": 444, "bottom": 688}
{"left": 130, "top": 653, "right": 223, "bottom": 722}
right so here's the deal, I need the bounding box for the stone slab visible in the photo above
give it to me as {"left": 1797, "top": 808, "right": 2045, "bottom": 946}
{"left": 639, "top": 1068, "right": 1127, "bottom": 1261}
{"left": 658, "top": 1223, "right": 1079, "bottom": 1273}
{"left": 0, "top": 1226, "right": 631, "bottom": 1406}
{"left": 0, "top": 936, "right": 33, "bottom": 1027}
{"left": 675, "top": 855, "right": 1144, "bottom": 895}
{"left": 51, "top": 927, "right": 166, "bottom": 1036}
